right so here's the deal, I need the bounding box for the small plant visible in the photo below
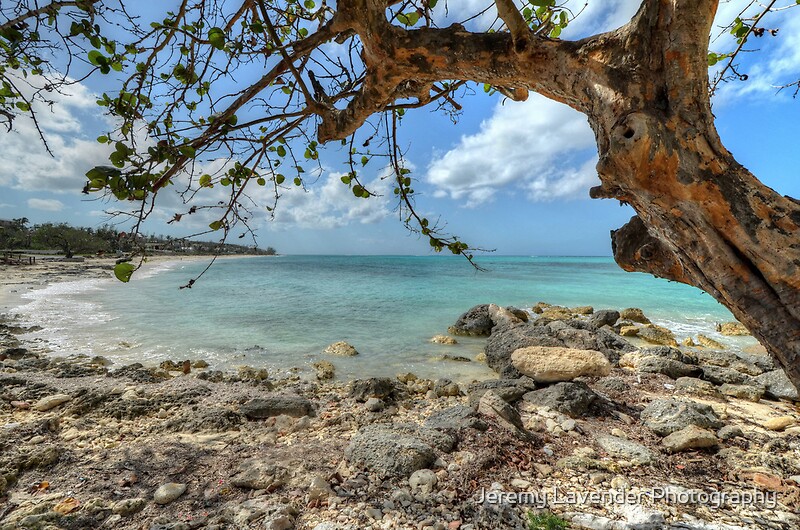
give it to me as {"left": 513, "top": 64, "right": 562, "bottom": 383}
{"left": 528, "top": 511, "right": 570, "bottom": 530}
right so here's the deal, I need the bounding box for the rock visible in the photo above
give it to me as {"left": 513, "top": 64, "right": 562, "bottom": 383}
{"left": 635, "top": 356, "right": 703, "bottom": 379}
{"left": 33, "top": 394, "right": 72, "bottom": 412}
{"left": 639, "top": 398, "right": 723, "bottom": 436}
{"left": 675, "top": 377, "right": 720, "bottom": 398}
{"left": 591, "top": 309, "right": 620, "bottom": 328}
{"left": 448, "top": 304, "right": 494, "bottom": 336}
{"left": 683, "top": 337, "right": 697, "bottom": 347}
{"left": 425, "top": 405, "right": 487, "bottom": 432}
{"left": 408, "top": 469, "right": 438, "bottom": 494}
{"left": 192, "top": 359, "right": 209, "bottom": 368}
{"left": 345, "top": 424, "right": 453, "bottom": 477}
{"left": 720, "top": 383, "right": 764, "bottom": 402}
{"left": 112, "top": 498, "right": 147, "bottom": 516}
{"left": 717, "top": 321, "right": 749, "bottom": 336}
{"left": 440, "top": 354, "right": 471, "bottom": 362}
{"left": 307, "top": 475, "right": 334, "bottom": 501}
{"left": 506, "top": 306, "right": 531, "bottom": 321}
{"left": 755, "top": 370, "right": 800, "bottom": 401}
{"left": 434, "top": 378, "right": 461, "bottom": 397}
{"left": 662, "top": 425, "right": 718, "bottom": 453}
{"left": 619, "top": 326, "right": 640, "bottom": 337}
{"left": 717, "top": 425, "right": 743, "bottom": 440}
{"left": 466, "top": 379, "right": 530, "bottom": 407}
{"left": 485, "top": 320, "right": 633, "bottom": 376}
{"left": 231, "top": 460, "right": 289, "bottom": 490}
{"left": 763, "top": 416, "right": 796, "bottom": 431}
{"left": 696, "top": 334, "right": 726, "bottom": 349}
{"left": 522, "top": 382, "right": 598, "bottom": 418}
{"left": 571, "top": 306, "right": 594, "bottom": 315}
{"left": 313, "top": 360, "right": 335, "bottom": 380}
{"left": 616, "top": 504, "right": 666, "bottom": 530}
{"left": 596, "top": 435, "right": 654, "bottom": 465}
{"left": 237, "top": 365, "right": 269, "bottom": 381}
{"left": 153, "top": 483, "right": 187, "bottom": 505}
{"left": 431, "top": 334, "right": 458, "bottom": 345}
{"left": 478, "top": 390, "right": 525, "bottom": 432}
{"left": 700, "top": 365, "right": 753, "bottom": 386}
{"left": 694, "top": 350, "right": 763, "bottom": 376}
{"left": 349, "top": 377, "right": 398, "bottom": 402}
{"left": 619, "top": 307, "right": 651, "bottom": 324}
{"left": 240, "top": 395, "right": 315, "bottom": 419}
{"left": 637, "top": 325, "right": 678, "bottom": 347}
{"left": 511, "top": 346, "right": 611, "bottom": 383}
{"left": 322, "top": 341, "right": 359, "bottom": 356}
{"left": 365, "top": 397, "right": 384, "bottom": 412}
{"left": 488, "top": 304, "right": 524, "bottom": 330}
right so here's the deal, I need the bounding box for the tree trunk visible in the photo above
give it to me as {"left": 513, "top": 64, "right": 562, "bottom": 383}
{"left": 318, "top": 0, "right": 800, "bottom": 386}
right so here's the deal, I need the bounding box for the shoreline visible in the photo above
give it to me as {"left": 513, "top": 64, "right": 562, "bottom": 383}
{"left": 1, "top": 263, "right": 799, "bottom": 528}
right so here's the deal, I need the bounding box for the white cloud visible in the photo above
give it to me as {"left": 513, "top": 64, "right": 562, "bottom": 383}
{"left": 0, "top": 76, "right": 114, "bottom": 193}
{"left": 425, "top": 94, "right": 599, "bottom": 206}
{"left": 270, "top": 170, "right": 393, "bottom": 229}
{"left": 27, "top": 198, "right": 65, "bottom": 211}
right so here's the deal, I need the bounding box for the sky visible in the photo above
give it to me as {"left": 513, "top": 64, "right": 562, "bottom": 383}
{"left": 1, "top": 1, "right": 799, "bottom": 257}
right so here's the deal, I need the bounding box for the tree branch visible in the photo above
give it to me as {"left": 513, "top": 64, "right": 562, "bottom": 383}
{"left": 0, "top": 1, "right": 102, "bottom": 32}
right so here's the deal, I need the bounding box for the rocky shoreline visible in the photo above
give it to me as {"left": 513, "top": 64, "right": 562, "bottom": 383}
{"left": 2, "top": 293, "right": 800, "bottom": 529}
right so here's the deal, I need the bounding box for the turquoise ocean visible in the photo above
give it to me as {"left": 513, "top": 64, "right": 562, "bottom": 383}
{"left": 11, "top": 256, "right": 757, "bottom": 381}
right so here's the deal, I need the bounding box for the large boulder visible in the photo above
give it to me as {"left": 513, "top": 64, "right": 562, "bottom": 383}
{"left": 755, "top": 370, "right": 800, "bottom": 401}
{"left": 466, "top": 378, "right": 533, "bottom": 407}
{"left": 345, "top": 424, "right": 454, "bottom": 477}
{"left": 693, "top": 350, "right": 763, "bottom": 376}
{"left": 485, "top": 319, "right": 634, "bottom": 377}
{"left": 322, "top": 341, "right": 359, "bottom": 356}
{"left": 424, "top": 405, "right": 488, "bottom": 432}
{"left": 637, "top": 325, "right": 678, "bottom": 347}
{"left": 349, "top": 377, "right": 401, "bottom": 402}
{"left": 591, "top": 309, "right": 620, "bottom": 328}
{"left": 619, "top": 307, "right": 651, "bottom": 324}
{"left": 448, "top": 304, "right": 494, "bottom": 336}
{"left": 240, "top": 395, "right": 315, "bottom": 419}
{"left": 511, "top": 346, "right": 611, "bottom": 383}
{"left": 639, "top": 399, "right": 723, "bottom": 436}
{"left": 522, "top": 382, "right": 598, "bottom": 418}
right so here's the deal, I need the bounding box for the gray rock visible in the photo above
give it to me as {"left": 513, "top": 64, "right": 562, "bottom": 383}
{"left": 474, "top": 485, "right": 528, "bottom": 530}
{"left": 636, "top": 357, "right": 702, "bottom": 379}
{"left": 755, "top": 369, "right": 800, "bottom": 401}
{"left": 478, "top": 390, "right": 525, "bottom": 432}
{"left": 485, "top": 320, "right": 634, "bottom": 376}
{"left": 33, "top": 394, "right": 72, "bottom": 412}
{"left": 719, "top": 383, "right": 764, "bottom": 402}
{"left": 322, "top": 341, "right": 359, "bottom": 356}
{"left": 640, "top": 346, "right": 697, "bottom": 364}
{"left": 153, "top": 483, "right": 187, "bottom": 505}
{"left": 596, "top": 435, "right": 654, "bottom": 465}
{"left": 662, "top": 425, "right": 718, "bottom": 453}
{"left": 424, "top": 405, "right": 487, "bottom": 432}
{"left": 466, "top": 379, "right": 531, "bottom": 407}
{"left": 694, "top": 350, "right": 763, "bottom": 376}
{"left": 231, "top": 460, "right": 289, "bottom": 490}
{"left": 112, "top": 498, "right": 147, "bottom": 516}
{"left": 591, "top": 309, "right": 620, "bottom": 328}
{"left": 617, "top": 504, "right": 666, "bottom": 530}
{"left": 717, "top": 425, "right": 743, "bottom": 440}
{"left": 364, "top": 397, "right": 384, "bottom": 412}
{"left": 408, "top": 469, "right": 438, "bottom": 494}
{"left": 640, "top": 398, "right": 723, "bottom": 436}
{"left": 700, "top": 365, "right": 754, "bottom": 386}
{"left": 349, "top": 377, "right": 399, "bottom": 402}
{"left": 434, "top": 378, "right": 461, "bottom": 397}
{"left": 448, "top": 304, "right": 494, "bottom": 336}
{"left": 345, "top": 424, "right": 451, "bottom": 477}
{"left": 675, "top": 377, "right": 721, "bottom": 397}
{"left": 240, "top": 395, "right": 315, "bottom": 419}
{"left": 522, "top": 381, "right": 598, "bottom": 418}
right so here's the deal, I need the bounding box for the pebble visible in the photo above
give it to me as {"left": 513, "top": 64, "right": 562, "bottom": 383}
{"left": 763, "top": 416, "right": 795, "bottom": 431}
{"left": 153, "top": 482, "right": 187, "bottom": 505}
{"left": 112, "top": 498, "right": 147, "bottom": 516}
{"left": 33, "top": 393, "right": 72, "bottom": 412}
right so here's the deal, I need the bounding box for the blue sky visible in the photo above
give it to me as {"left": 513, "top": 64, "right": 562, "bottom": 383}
{"left": 1, "top": 1, "right": 798, "bottom": 256}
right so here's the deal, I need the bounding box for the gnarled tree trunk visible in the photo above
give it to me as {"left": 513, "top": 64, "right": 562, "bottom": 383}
{"left": 317, "top": 0, "right": 800, "bottom": 385}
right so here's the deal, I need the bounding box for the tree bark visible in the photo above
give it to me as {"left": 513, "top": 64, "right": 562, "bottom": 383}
{"left": 316, "top": 0, "right": 800, "bottom": 386}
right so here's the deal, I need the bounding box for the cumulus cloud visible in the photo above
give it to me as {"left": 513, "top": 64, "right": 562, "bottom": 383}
{"left": 270, "top": 170, "right": 393, "bottom": 229}
{"left": 27, "top": 198, "right": 65, "bottom": 211}
{"left": 0, "top": 76, "right": 114, "bottom": 193}
{"left": 425, "top": 94, "right": 599, "bottom": 206}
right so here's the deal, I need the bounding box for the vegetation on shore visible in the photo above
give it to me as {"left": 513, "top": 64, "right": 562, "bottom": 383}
{"left": 0, "top": 218, "right": 276, "bottom": 258}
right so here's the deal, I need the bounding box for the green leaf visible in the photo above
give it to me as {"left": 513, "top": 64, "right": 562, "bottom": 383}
{"left": 209, "top": 220, "right": 223, "bottom": 231}
{"left": 15, "top": 101, "right": 30, "bottom": 111}
{"left": 97, "top": 135, "right": 108, "bottom": 143}
{"left": 276, "top": 145, "right": 287, "bottom": 157}
{"left": 87, "top": 50, "right": 106, "bottom": 66}
{"left": 352, "top": 185, "right": 364, "bottom": 196}
{"left": 114, "top": 262, "right": 135, "bottom": 283}
{"left": 179, "top": 145, "right": 196, "bottom": 157}
{"left": 276, "top": 174, "right": 285, "bottom": 184}
{"left": 257, "top": 177, "right": 266, "bottom": 186}
{"left": 396, "top": 12, "right": 420, "bottom": 26}
{"left": 293, "top": 177, "right": 302, "bottom": 186}
{"left": 361, "top": 156, "right": 369, "bottom": 166}
{"left": 199, "top": 174, "right": 212, "bottom": 187}
{"left": 208, "top": 27, "right": 226, "bottom": 50}
{"left": 304, "top": 0, "right": 315, "bottom": 8}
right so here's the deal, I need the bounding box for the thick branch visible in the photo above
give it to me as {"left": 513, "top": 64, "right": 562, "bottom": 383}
{"left": 494, "top": 0, "right": 530, "bottom": 49}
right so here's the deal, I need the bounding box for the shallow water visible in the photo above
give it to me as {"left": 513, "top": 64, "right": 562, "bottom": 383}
{"left": 10, "top": 255, "right": 757, "bottom": 380}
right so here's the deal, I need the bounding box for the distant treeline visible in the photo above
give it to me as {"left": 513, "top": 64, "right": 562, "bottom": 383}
{"left": 0, "top": 218, "right": 276, "bottom": 258}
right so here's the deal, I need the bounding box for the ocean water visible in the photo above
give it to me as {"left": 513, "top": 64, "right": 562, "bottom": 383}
{"left": 9, "top": 255, "right": 757, "bottom": 381}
